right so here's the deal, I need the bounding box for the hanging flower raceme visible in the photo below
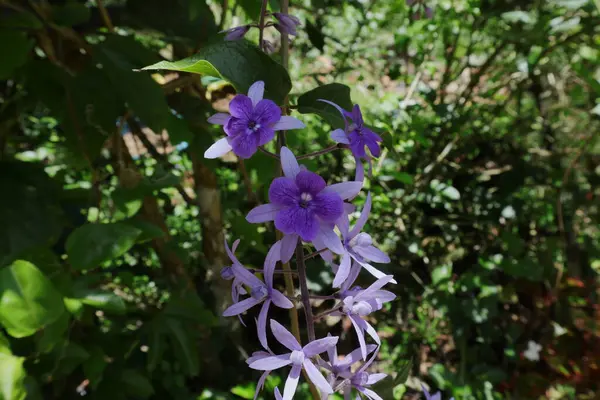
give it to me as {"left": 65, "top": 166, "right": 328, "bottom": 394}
{"left": 248, "top": 320, "right": 338, "bottom": 400}
{"left": 222, "top": 241, "right": 294, "bottom": 350}
{"left": 272, "top": 12, "right": 301, "bottom": 36}
{"left": 246, "top": 146, "right": 362, "bottom": 261}
{"left": 205, "top": 81, "right": 305, "bottom": 159}
{"left": 331, "top": 192, "right": 395, "bottom": 287}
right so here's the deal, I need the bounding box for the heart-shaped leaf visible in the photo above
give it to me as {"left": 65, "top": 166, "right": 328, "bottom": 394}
{"left": 297, "top": 83, "right": 353, "bottom": 128}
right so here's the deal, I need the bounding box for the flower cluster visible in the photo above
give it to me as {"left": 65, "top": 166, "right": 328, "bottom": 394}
{"left": 206, "top": 80, "right": 395, "bottom": 399}
{"left": 221, "top": 11, "right": 301, "bottom": 52}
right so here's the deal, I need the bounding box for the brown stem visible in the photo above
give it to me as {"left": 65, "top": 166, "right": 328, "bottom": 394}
{"left": 238, "top": 159, "right": 257, "bottom": 204}
{"left": 296, "top": 245, "right": 315, "bottom": 342}
{"left": 259, "top": 146, "right": 280, "bottom": 159}
{"left": 297, "top": 144, "right": 343, "bottom": 160}
{"left": 258, "top": 0, "right": 269, "bottom": 51}
{"left": 96, "top": 0, "right": 115, "bottom": 32}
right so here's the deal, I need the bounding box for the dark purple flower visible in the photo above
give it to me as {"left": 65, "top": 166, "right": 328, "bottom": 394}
{"left": 319, "top": 100, "right": 383, "bottom": 160}
{"left": 221, "top": 25, "right": 251, "bottom": 41}
{"left": 273, "top": 12, "right": 301, "bottom": 36}
{"left": 331, "top": 193, "right": 395, "bottom": 287}
{"left": 248, "top": 320, "right": 338, "bottom": 400}
{"left": 205, "top": 81, "right": 305, "bottom": 159}
{"left": 222, "top": 241, "right": 293, "bottom": 350}
{"left": 246, "top": 147, "right": 362, "bottom": 245}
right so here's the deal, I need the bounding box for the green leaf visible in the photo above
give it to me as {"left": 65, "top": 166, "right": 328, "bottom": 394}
{"left": 306, "top": 20, "right": 325, "bottom": 51}
{"left": 36, "top": 311, "right": 70, "bottom": 353}
{"left": 83, "top": 346, "right": 107, "bottom": 390}
{"left": 76, "top": 289, "right": 127, "bottom": 314}
{"left": 52, "top": 2, "right": 90, "bottom": 26}
{"left": 393, "top": 172, "right": 414, "bottom": 185}
{"left": 0, "top": 332, "right": 10, "bottom": 354}
{"left": 0, "top": 11, "right": 42, "bottom": 29}
{"left": 121, "top": 369, "right": 154, "bottom": 399}
{"left": 51, "top": 342, "right": 89, "bottom": 378}
{"left": 65, "top": 223, "right": 142, "bottom": 270}
{"left": 0, "top": 353, "right": 27, "bottom": 400}
{"left": 432, "top": 264, "right": 452, "bottom": 285}
{"left": 0, "top": 30, "right": 33, "bottom": 79}
{"left": 231, "top": 382, "right": 256, "bottom": 399}
{"left": 167, "top": 114, "right": 193, "bottom": 145}
{"left": 0, "top": 260, "right": 65, "bottom": 338}
{"left": 165, "top": 319, "right": 199, "bottom": 376}
{"left": 125, "top": 219, "right": 166, "bottom": 243}
{"left": 142, "top": 40, "right": 292, "bottom": 104}
{"left": 297, "top": 83, "right": 353, "bottom": 128}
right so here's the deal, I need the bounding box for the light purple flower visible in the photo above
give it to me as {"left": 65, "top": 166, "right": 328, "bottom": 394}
{"left": 205, "top": 81, "right": 305, "bottom": 159}
{"left": 246, "top": 147, "right": 362, "bottom": 252}
{"left": 332, "top": 193, "right": 395, "bottom": 288}
{"left": 221, "top": 25, "right": 251, "bottom": 40}
{"left": 273, "top": 12, "right": 301, "bottom": 36}
{"left": 222, "top": 241, "right": 293, "bottom": 350}
{"left": 338, "top": 350, "right": 387, "bottom": 400}
{"left": 319, "top": 100, "right": 383, "bottom": 160}
{"left": 248, "top": 320, "right": 338, "bottom": 400}
{"left": 333, "top": 274, "right": 396, "bottom": 359}
{"left": 222, "top": 238, "right": 248, "bottom": 325}
{"left": 319, "top": 337, "right": 378, "bottom": 386}
{"left": 422, "top": 384, "right": 454, "bottom": 400}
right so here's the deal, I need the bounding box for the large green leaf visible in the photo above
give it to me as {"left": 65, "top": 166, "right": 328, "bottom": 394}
{"left": 65, "top": 223, "right": 141, "bottom": 270}
{"left": 165, "top": 319, "right": 199, "bottom": 376}
{"left": 36, "top": 311, "right": 70, "bottom": 354}
{"left": 0, "top": 30, "right": 32, "bottom": 79}
{"left": 0, "top": 353, "right": 27, "bottom": 400}
{"left": 0, "top": 260, "right": 65, "bottom": 338}
{"left": 0, "top": 332, "right": 10, "bottom": 355}
{"left": 297, "top": 83, "right": 353, "bottom": 128}
{"left": 75, "top": 289, "right": 127, "bottom": 314}
{"left": 83, "top": 346, "right": 107, "bottom": 390}
{"left": 121, "top": 370, "right": 154, "bottom": 399}
{"left": 142, "top": 40, "right": 292, "bottom": 104}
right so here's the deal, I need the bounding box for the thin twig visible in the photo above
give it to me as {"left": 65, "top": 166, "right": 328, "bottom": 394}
{"left": 219, "top": 0, "right": 229, "bottom": 30}
{"left": 96, "top": 0, "right": 115, "bottom": 32}
{"left": 297, "top": 144, "right": 343, "bottom": 160}
{"left": 296, "top": 245, "right": 316, "bottom": 342}
{"left": 238, "top": 159, "right": 257, "bottom": 203}
{"left": 257, "top": 0, "right": 269, "bottom": 51}
{"left": 304, "top": 248, "right": 328, "bottom": 260}
{"left": 259, "top": 146, "right": 280, "bottom": 159}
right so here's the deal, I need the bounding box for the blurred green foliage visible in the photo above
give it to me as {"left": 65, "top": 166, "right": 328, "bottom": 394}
{"left": 0, "top": 0, "right": 599, "bottom": 399}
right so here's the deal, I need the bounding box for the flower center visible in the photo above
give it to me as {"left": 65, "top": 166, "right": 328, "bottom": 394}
{"left": 299, "top": 192, "right": 313, "bottom": 208}
{"left": 220, "top": 266, "right": 235, "bottom": 280}
{"left": 290, "top": 350, "right": 305, "bottom": 365}
{"left": 349, "top": 232, "right": 372, "bottom": 249}
{"left": 247, "top": 120, "right": 261, "bottom": 132}
{"left": 250, "top": 285, "right": 268, "bottom": 300}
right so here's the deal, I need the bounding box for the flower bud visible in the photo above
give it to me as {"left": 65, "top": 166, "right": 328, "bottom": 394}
{"left": 221, "top": 25, "right": 250, "bottom": 41}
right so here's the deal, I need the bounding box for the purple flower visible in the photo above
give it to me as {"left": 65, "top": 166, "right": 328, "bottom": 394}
{"left": 223, "top": 238, "right": 248, "bottom": 325}
{"left": 222, "top": 241, "right": 294, "bottom": 350}
{"left": 221, "top": 25, "right": 251, "bottom": 40}
{"left": 331, "top": 348, "right": 387, "bottom": 400}
{"left": 333, "top": 274, "right": 396, "bottom": 359}
{"left": 273, "top": 12, "right": 301, "bottom": 36}
{"left": 319, "top": 100, "right": 383, "bottom": 160}
{"left": 422, "top": 384, "right": 454, "bottom": 400}
{"left": 246, "top": 147, "right": 362, "bottom": 252}
{"left": 205, "top": 81, "right": 305, "bottom": 159}
{"left": 319, "top": 337, "right": 377, "bottom": 381}
{"left": 332, "top": 193, "right": 395, "bottom": 287}
{"left": 248, "top": 320, "right": 338, "bottom": 400}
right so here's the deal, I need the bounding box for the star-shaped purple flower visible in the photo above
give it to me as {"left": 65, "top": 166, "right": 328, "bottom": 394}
{"left": 205, "top": 81, "right": 305, "bottom": 159}
{"left": 319, "top": 100, "right": 383, "bottom": 160}
{"left": 319, "top": 335, "right": 378, "bottom": 382}
{"left": 222, "top": 241, "right": 293, "bottom": 350}
{"left": 339, "top": 350, "right": 388, "bottom": 400}
{"left": 273, "top": 12, "right": 301, "bottom": 36}
{"left": 246, "top": 147, "right": 362, "bottom": 259}
{"left": 332, "top": 192, "right": 395, "bottom": 288}
{"left": 248, "top": 320, "right": 338, "bottom": 400}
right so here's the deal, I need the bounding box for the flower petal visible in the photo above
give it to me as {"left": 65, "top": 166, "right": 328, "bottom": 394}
{"left": 317, "top": 99, "right": 348, "bottom": 130}
{"left": 360, "top": 318, "right": 380, "bottom": 345}
{"left": 340, "top": 261, "right": 362, "bottom": 292}
{"left": 275, "top": 206, "right": 319, "bottom": 242}
{"left": 358, "top": 387, "right": 384, "bottom": 400}
{"left": 295, "top": 170, "right": 326, "bottom": 195}
{"left": 333, "top": 251, "right": 352, "bottom": 288}
{"left": 204, "top": 137, "right": 232, "bottom": 159}
{"left": 367, "top": 373, "right": 387, "bottom": 385}
{"left": 254, "top": 99, "right": 282, "bottom": 126}
{"left": 350, "top": 104, "right": 364, "bottom": 126}
{"left": 246, "top": 203, "right": 284, "bottom": 223}
{"left": 224, "top": 116, "right": 248, "bottom": 137}
{"left": 313, "top": 193, "right": 344, "bottom": 222}
{"left": 273, "top": 116, "right": 306, "bottom": 131}
{"left": 257, "top": 300, "right": 271, "bottom": 350}
{"left": 270, "top": 289, "right": 294, "bottom": 309}
{"left": 254, "top": 371, "right": 271, "bottom": 400}
{"left": 270, "top": 319, "right": 301, "bottom": 351}
{"left": 315, "top": 225, "right": 344, "bottom": 254}
{"left": 274, "top": 387, "right": 283, "bottom": 400}
{"left": 330, "top": 128, "right": 350, "bottom": 144}
{"left": 256, "top": 126, "right": 276, "bottom": 147}
{"left": 349, "top": 192, "right": 372, "bottom": 238}
{"left": 355, "top": 275, "right": 395, "bottom": 301}
{"left": 325, "top": 334, "right": 337, "bottom": 364}
{"left": 229, "top": 95, "right": 253, "bottom": 119}
{"left": 283, "top": 364, "right": 302, "bottom": 400}
{"left": 280, "top": 146, "right": 301, "bottom": 179}
{"left": 337, "top": 344, "right": 378, "bottom": 368}
{"left": 269, "top": 177, "right": 299, "bottom": 207}
{"left": 231, "top": 264, "right": 265, "bottom": 288}
{"left": 355, "top": 157, "right": 365, "bottom": 183}
{"left": 207, "top": 112, "right": 231, "bottom": 125}
{"left": 349, "top": 315, "right": 368, "bottom": 360}
{"left": 264, "top": 241, "right": 281, "bottom": 288}
{"left": 280, "top": 234, "right": 298, "bottom": 263}
{"left": 230, "top": 132, "right": 259, "bottom": 159}
{"left": 248, "top": 81, "right": 265, "bottom": 107}
{"left": 303, "top": 336, "right": 339, "bottom": 357}
{"left": 249, "top": 354, "right": 293, "bottom": 371}
{"left": 225, "top": 238, "right": 242, "bottom": 265}
{"left": 321, "top": 182, "right": 362, "bottom": 200}
{"left": 303, "top": 359, "right": 334, "bottom": 394}
{"left": 223, "top": 296, "right": 262, "bottom": 317}
{"left": 355, "top": 245, "right": 390, "bottom": 264}
{"left": 354, "top": 258, "right": 396, "bottom": 284}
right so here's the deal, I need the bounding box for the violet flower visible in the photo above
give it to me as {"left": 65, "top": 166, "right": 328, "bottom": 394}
{"left": 273, "top": 12, "right": 301, "bottom": 36}
{"left": 222, "top": 241, "right": 293, "bottom": 350}
{"left": 337, "top": 351, "right": 388, "bottom": 400}
{"left": 222, "top": 238, "right": 248, "bottom": 325}
{"left": 319, "top": 337, "right": 378, "bottom": 384}
{"left": 246, "top": 146, "right": 362, "bottom": 260}
{"left": 205, "top": 81, "right": 305, "bottom": 159}
{"left": 221, "top": 25, "right": 251, "bottom": 41}
{"left": 332, "top": 274, "right": 396, "bottom": 359}
{"left": 332, "top": 192, "right": 395, "bottom": 287}
{"left": 248, "top": 320, "right": 338, "bottom": 400}
{"left": 422, "top": 384, "right": 454, "bottom": 400}
{"left": 319, "top": 100, "right": 383, "bottom": 160}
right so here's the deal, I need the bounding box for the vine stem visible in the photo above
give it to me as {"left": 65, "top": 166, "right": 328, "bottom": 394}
{"left": 296, "top": 245, "right": 315, "bottom": 342}
{"left": 258, "top": 0, "right": 269, "bottom": 51}
{"left": 297, "top": 144, "right": 343, "bottom": 160}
